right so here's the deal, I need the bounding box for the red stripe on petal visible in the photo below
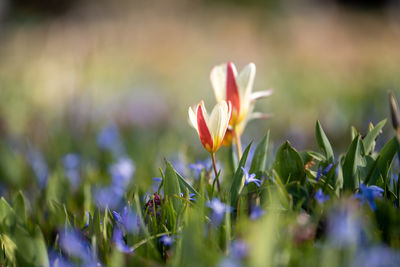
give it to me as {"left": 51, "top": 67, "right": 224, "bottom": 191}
{"left": 226, "top": 62, "right": 240, "bottom": 115}
{"left": 197, "top": 103, "right": 214, "bottom": 152}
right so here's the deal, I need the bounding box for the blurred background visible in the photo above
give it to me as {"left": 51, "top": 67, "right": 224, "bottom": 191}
{"left": 0, "top": 0, "right": 400, "bottom": 180}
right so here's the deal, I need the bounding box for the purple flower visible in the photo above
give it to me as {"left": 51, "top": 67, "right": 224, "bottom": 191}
{"left": 352, "top": 245, "right": 400, "bottom": 267}
{"left": 250, "top": 206, "right": 265, "bottom": 220}
{"left": 207, "top": 198, "right": 232, "bottom": 225}
{"left": 113, "top": 228, "right": 133, "bottom": 253}
{"left": 241, "top": 167, "right": 262, "bottom": 187}
{"left": 315, "top": 189, "right": 330, "bottom": 204}
{"left": 230, "top": 240, "right": 248, "bottom": 260}
{"left": 354, "top": 184, "right": 384, "bottom": 211}
{"left": 159, "top": 235, "right": 174, "bottom": 247}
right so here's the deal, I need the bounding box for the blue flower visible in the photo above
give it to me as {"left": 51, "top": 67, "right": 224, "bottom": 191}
{"left": 218, "top": 257, "right": 242, "bottom": 267}
{"left": 250, "top": 206, "right": 265, "bottom": 220}
{"left": 354, "top": 184, "right": 384, "bottom": 211}
{"left": 110, "top": 157, "right": 135, "bottom": 189}
{"left": 94, "top": 186, "right": 123, "bottom": 210}
{"left": 113, "top": 228, "right": 133, "bottom": 253}
{"left": 59, "top": 228, "right": 97, "bottom": 264}
{"left": 63, "top": 153, "right": 81, "bottom": 188}
{"left": 230, "top": 240, "right": 248, "bottom": 260}
{"left": 241, "top": 167, "right": 262, "bottom": 187}
{"left": 97, "top": 123, "right": 124, "bottom": 157}
{"left": 83, "top": 211, "right": 90, "bottom": 228}
{"left": 48, "top": 250, "right": 74, "bottom": 267}
{"left": 315, "top": 189, "right": 330, "bottom": 204}
{"left": 207, "top": 198, "right": 232, "bottom": 225}
{"left": 352, "top": 245, "right": 400, "bottom": 267}
{"left": 316, "top": 164, "right": 333, "bottom": 182}
{"left": 112, "top": 206, "right": 138, "bottom": 233}
{"left": 152, "top": 177, "right": 163, "bottom": 192}
{"left": 180, "top": 192, "right": 196, "bottom": 201}
{"left": 327, "top": 208, "right": 365, "bottom": 247}
{"left": 188, "top": 159, "right": 211, "bottom": 178}
{"left": 26, "top": 147, "right": 48, "bottom": 188}
{"left": 159, "top": 235, "right": 174, "bottom": 247}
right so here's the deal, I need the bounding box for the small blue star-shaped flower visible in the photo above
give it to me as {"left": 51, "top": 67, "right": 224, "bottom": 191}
{"left": 354, "top": 184, "right": 384, "bottom": 211}
{"left": 180, "top": 192, "right": 196, "bottom": 201}
{"left": 241, "top": 167, "right": 262, "bottom": 187}
{"left": 250, "top": 206, "right": 265, "bottom": 220}
{"left": 159, "top": 235, "right": 174, "bottom": 247}
{"left": 315, "top": 189, "right": 330, "bottom": 204}
{"left": 207, "top": 198, "right": 232, "bottom": 225}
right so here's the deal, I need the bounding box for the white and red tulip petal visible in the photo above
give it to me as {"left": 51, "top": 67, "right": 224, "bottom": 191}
{"left": 196, "top": 102, "right": 214, "bottom": 152}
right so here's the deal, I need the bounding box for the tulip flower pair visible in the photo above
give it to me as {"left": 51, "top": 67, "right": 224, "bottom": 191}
{"left": 188, "top": 62, "right": 273, "bottom": 192}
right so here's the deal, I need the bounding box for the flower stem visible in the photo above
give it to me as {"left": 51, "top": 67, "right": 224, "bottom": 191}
{"left": 234, "top": 130, "right": 242, "bottom": 160}
{"left": 211, "top": 153, "right": 221, "bottom": 195}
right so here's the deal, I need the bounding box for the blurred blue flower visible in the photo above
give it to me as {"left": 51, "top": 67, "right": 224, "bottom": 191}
{"left": 188, "top": 159, "right": 211, "bottom": 178}
{"left": 94, "top": 186, "right": 123, "bottom": 210}
{"left": 180, "top": 192, "right": 196, "bottom": 201}
{"left": 169, "top": 154, "right": 187, "bottom": 177}
{"left": 352, "top": 245, "right": 400, "bottom": 267}
{"left": 218, "top": 257, "right": 242, "bottom": 267}
{"left": 97, "top": 123, "right": 124, "bottom": 157}
{"left": 63, "top": 153, "right": 81, "bottom": 189}
{"left": 354, "top": 184, "right": 384, "bottom": 211}
{"left": 113, "top": 228, "right": 133, "bottom": 253}
{"left": 48, "top": 250, "right": 74, "bottom": 267}
{"left": 112, "top": 206, "right": 138, "bottom": 233}
{"left": 241, "top": 167, "right": 261, "bottom": 187}
{"left": 250, "top": 206, "right": 265, "bottom": 220}
{"left": 327, "top": 208, "right": 365, "bottom": 247}
{"left": 26, "top": 147, "right": 48, "bottom": 188}
{"left": 83, "top": 211, "right": 90, "bottom": 228}
{"left": 59, "top": 228, "right": 97, "bottom": 264}
{"left": 230, "top": 240, "right": 248, "bottom": 260}
{"left": 110, "top": 157, "right": 135, "bottom": 189}
{"left": 152, "top": 177, "right": 162, "bottom": 192}
{"left": 159, "top": 235, "right": 174, "bottom": 247}
{"left": 207, "top": 198, "right": 232, "bottom": 225}
{"left": 315, "top": 189, "right": 329, "bottom": 204}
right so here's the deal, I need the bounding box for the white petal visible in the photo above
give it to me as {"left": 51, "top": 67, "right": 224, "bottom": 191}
{"left": 236, "top": 63, "right": 256, "bottom": 102}
{"left": 188, "top": 105, "right": 198, "bottom": 132}
{"left": 208, "top": 101, "right": 229, "bottom": 147}
{"left": 251, "top": 89, "right": 274, "bottom": 102}
{"left": 210, "top": 64, "right": 227, "bottom": 102}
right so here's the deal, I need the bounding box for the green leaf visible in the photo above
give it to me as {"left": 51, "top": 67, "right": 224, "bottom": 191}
{"left": 0, "top": 197, "right": 16, "bottom": 228}
{"left": 229, "top": 142, "right": 252, "bottom": 209}
{"left": 164, "top": 161, "right": 182, "bottom": 211}
{"left": 13, "top": 191, "right": 26, "bottom": 225}
{"left": 174, "top": 169, "right": 199, "bottom": 197}
{"left": 249, "top": 131, "right": 270, "bottom": 174}
{"left": 362, "top": 119, "right": 386, "bottom": 155}
{"left": 350, "top": 126, "right": 359, "bottom": 141}
{"left": 316, "top": 121, "right": 334, "bottom": 163}
{"left": 273, "top": 141, "right": 306, "bottom": 184}
{"left": 342, "top": 135, "right": 361, "bottom": 191}
{"left": 367, "top": 137, "right": 398, "bottom": 185}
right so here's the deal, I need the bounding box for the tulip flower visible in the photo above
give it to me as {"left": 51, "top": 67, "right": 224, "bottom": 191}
{"left": 210, "top": 62, "right": 273, "bottom": 157}
{"left": 188, "top": 100, "right": 232, "bottom": 154}
{"left": 188, "top": 100, "right": 232, "bottom": 193}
